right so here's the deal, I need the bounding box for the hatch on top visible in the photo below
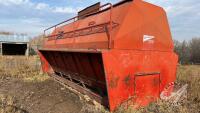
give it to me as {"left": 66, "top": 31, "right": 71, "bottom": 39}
{"left": 78, "top": 2, "right": 100, "bottom": 20}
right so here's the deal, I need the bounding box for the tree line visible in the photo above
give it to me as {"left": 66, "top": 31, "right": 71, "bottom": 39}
{"left": 0, "top": 31, "right": 27, "bottom": 36}
{"left": 174, "top": 38, "right": 200, "bottom": 64}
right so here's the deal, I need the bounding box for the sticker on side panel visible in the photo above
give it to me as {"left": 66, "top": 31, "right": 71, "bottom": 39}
{"left": 143, "top": 35, "right": 155, "bottom": 43}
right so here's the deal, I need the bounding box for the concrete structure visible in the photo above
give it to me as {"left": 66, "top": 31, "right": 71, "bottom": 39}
{"left": 0, "top": 34, "right": 30, "bottom": 56}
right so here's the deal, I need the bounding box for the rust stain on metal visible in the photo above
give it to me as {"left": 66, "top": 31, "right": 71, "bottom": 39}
{"left": 109, "top": 76, "right": 119, "bottom": 88}
{"left": 124, "top": 74, "right": 131, "bottom": 86}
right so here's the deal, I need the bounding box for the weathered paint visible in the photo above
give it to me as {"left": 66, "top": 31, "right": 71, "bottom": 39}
{"left": 38, "top": 0, "right": 178, "bottom": 112}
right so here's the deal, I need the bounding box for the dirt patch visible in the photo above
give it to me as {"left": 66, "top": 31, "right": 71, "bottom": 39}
{"left": 0, "top": 77, "right": 84, "bottom": 113}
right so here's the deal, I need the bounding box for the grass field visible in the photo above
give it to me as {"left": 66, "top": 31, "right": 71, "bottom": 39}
{"left": 0, "top": 56, "right": 199, "bottom": 113}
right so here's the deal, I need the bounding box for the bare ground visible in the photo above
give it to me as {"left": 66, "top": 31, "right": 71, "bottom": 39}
{"left": 0, "top": 77, "right": 85, "bottom": 113}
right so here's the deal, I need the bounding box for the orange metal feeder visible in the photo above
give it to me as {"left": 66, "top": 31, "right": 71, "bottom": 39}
{"left": 38, "top": 0, "right": 178, "bottom": 111}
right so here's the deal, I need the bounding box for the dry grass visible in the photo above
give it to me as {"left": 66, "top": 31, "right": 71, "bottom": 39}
{"left": 0, "top": 56, "right": 49, "bottom": 82}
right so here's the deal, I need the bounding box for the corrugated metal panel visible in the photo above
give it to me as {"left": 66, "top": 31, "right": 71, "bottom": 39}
{"left": 0, "top": 34, "right": 30, "bottom": 43}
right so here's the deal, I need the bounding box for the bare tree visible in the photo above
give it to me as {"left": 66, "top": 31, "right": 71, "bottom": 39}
{"left": 189, "top": 38, "right": 200, "bottom": 64}
{"left": 174, "top": 39, "right": 192, "bottom": 64}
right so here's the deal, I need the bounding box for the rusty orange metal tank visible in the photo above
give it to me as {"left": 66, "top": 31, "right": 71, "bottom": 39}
{"left": 38, "top": 0, "right": 178, "bottom": 111}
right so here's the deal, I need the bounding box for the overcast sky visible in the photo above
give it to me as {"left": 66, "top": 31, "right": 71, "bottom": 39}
{"left": 0, "top": 0, "right": 199, "bottom": 41}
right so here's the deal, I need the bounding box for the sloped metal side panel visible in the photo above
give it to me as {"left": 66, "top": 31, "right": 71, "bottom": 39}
{"left": 102, "top": 50, "right": 178, "bottom": 111}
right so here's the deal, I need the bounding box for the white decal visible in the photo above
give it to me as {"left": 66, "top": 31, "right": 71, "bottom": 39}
{"left": 143, "top": 35, "right": 155, "bottom": 42}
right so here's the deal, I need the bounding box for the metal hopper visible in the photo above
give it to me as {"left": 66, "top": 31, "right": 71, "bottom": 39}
{"left": 38, "top": 0, "right": 178, "bottom": 111}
